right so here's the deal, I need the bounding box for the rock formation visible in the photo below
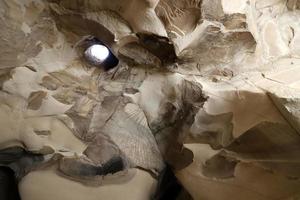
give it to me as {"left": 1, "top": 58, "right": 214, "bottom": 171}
{"left": 0, "top": 0, "right": 300, "bottom": 199}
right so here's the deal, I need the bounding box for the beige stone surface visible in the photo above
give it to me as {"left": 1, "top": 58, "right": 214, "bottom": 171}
{"left": 0, "top": 0, "right": 300, "bottom": 199}
{"left": 19, "top": 168, "right": 157, "bottom": 200}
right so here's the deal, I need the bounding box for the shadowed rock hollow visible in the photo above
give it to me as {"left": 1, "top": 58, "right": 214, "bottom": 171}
{"left": 0, "top": 0, "right": 300, "bottom": 199}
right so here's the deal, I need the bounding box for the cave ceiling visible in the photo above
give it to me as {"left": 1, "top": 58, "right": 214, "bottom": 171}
{"left": 0, "top": 0, "right": 300, "bottom": 200}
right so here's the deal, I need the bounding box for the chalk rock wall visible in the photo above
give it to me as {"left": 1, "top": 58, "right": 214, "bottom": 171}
{"left": 0, "top": 0, "right": 300, "bottom": 200}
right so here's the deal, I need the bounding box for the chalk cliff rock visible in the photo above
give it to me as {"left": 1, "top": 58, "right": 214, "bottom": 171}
{"left": 0, "top": 0, "right": 300, "bottom": 199}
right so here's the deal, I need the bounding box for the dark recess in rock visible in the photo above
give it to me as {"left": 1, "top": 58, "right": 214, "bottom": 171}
{"left": 0, "top": 147, "right": 45, "bottom": 180}
{"left": 0, "top": 167, "right": 21, "bottom": 200}
{"left": 137, "top": 33, "right": 177, "bottom": 65}
{"left": 59, "top": 155, "right": 126, "bottom": 179}
{"left": 154, "top": 165, "right": 191, "bottom": 200}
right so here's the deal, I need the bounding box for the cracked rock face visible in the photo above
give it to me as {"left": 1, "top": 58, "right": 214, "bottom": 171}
{"left": 0, "top": 0, "right": 300, "bottom": 199}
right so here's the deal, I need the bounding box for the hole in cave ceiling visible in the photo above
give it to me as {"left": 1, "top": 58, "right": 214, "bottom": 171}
{"left": 84, "top": 39, "right": 119, "bottom": 70}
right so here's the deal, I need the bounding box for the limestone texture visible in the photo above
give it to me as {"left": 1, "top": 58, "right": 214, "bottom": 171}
{"left": 0, "top": 0, "right": 300, "bottom": 199}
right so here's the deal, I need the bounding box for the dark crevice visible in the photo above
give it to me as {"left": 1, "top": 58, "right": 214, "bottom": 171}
{"left": 96, "top": 156, "right": 125, "bottom": 175}
{"left": 153, "top": 165, "right": 192, "bottom": 200}
{"left": 137, "top": 33, "right": 177, "bottom": 65}
{"left": 0, "top": 167, "right": 21, "bottom": 200}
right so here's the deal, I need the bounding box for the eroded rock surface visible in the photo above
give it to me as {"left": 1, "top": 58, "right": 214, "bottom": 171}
{"left": 0, "top": 0, "right": 300, "bottom": 199}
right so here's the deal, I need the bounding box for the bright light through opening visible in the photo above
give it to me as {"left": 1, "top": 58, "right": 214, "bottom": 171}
{"left": 88, "top": 44, "right": 109, "bottom": 62}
